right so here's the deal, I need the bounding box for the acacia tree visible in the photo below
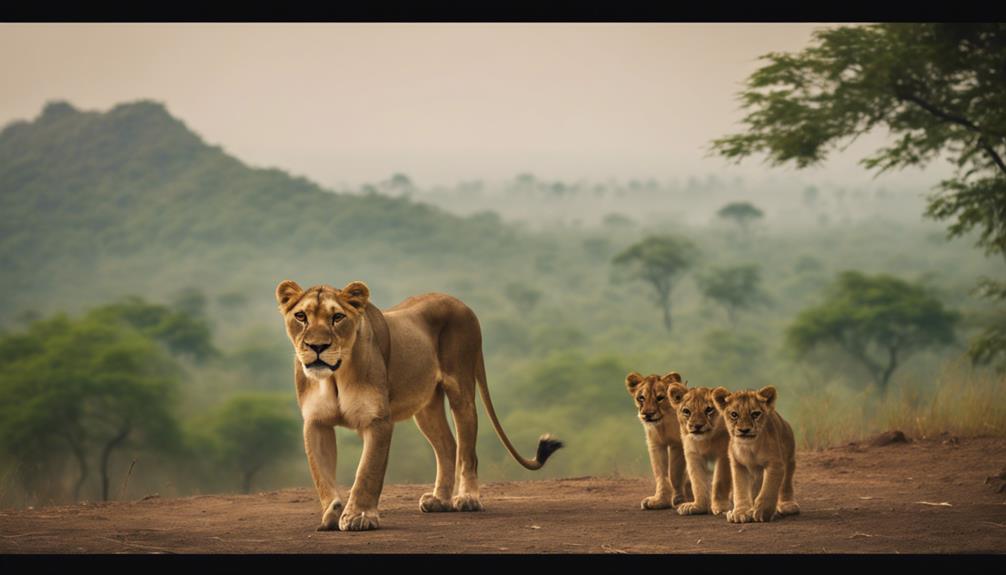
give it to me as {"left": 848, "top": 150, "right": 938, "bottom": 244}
{"left": 612, "top": 235, "right": 700, "bottom": 332}
{"left": 786, "top": 271, "right": 959, "bottom": 395}
{"left": 717, "top": 202, "right": 764, "bottom": 237}
{"left": 696, "top": 264, "right": 768, "bottom": 325}
{"left": 208, "top": 394, "right": 300, "bottom": 494}
{"left": 710, "top": 23, "right": 1006, "bottom": 364}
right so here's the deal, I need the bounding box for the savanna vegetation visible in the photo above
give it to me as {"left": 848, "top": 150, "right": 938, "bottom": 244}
{"left": 1, "top": 23, "right": 1004, "bottom": 508}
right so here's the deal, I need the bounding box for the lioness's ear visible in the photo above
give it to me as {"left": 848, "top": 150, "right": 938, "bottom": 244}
{"left": 757, "top": 386, "right": 777, "bottom": 408}
{"left": 341, "top": 281, "right": 370, "bottom": 309}
{"left": 276, "top": 280, "right": 304, "bottom": 310}
{"left": 625, "top": 372, "right": 644, "bottom": 393}
{"left": 712, "top": 387, "right": 731, "bottom": 411}
{"left": 668, "top": 382, "right": 687, "bottom": 406}
{"left": 662, "top": 371, "right": 683, "bottom": 384}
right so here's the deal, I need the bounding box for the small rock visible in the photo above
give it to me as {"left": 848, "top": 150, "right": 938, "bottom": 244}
{"left": 870, "top": 430, "right": 909, "bottom": 447}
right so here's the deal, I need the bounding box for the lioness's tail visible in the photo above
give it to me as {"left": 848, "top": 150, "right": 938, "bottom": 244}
{"left": 475, "top": 352, "right": 563, "bottom": 470}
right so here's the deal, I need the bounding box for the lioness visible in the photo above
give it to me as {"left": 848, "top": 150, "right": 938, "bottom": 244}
{"left": 711, "top": 386, "right": 800, "bottom": 523}
{"left": 625, "top": 371, "right": 689, "bottom": 510}
{"left": 276, "top": 280, "right": 562, "bottom": 531}
{"left": 667, "top": 384, "right": 732, "bottom": 515}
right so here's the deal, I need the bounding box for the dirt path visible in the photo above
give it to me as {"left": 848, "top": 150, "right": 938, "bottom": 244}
{"left": 2, "top": 436, "right": 1005, "bottom": 554}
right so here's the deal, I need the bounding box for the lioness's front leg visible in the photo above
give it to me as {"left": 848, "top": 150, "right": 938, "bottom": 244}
{"left": 751, "top": 461, "right": 784, "bottom": 522}
{"left": 641, "top": 437, "right": 673, "bottom": 510}
{"left": 677, "top": 450, "right": 710, "bottom": 515}
{"left": 303, "top": 422, "right": 344, "bottom": 531}
{"left": 340, "top": 417, "right": 393, "bottom": 531}
{"left": 710, "top": 453, "right": 732, "bottom": 515}
{"left": 668, "top": 443, "right": 689, "bottom": 507}
{"left": 726, "top": 458, "right": 755, "bottom": 524}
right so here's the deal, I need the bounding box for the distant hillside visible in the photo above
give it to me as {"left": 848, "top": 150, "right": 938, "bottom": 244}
{"left": 0, "top": 101, "right": 521, "bottom": 324}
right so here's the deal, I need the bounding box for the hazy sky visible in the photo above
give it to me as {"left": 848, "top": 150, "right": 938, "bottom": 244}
{"left": 0, "top": 23, "right": 948, "bottom": 189}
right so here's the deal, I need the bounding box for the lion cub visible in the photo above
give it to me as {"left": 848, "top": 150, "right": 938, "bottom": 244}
{"left": 667, "top": 384, "right": 732, "bottom": 515}
{"left": 712, "top": 386, "right": 800, "bottom": 523}
{"left": 625, "top": 371, "right": 689, "bottom": 510}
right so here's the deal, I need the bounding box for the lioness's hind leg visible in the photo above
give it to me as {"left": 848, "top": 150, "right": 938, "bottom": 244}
{"left": 443, "top": 374, "right": 483, "bottom": 512}
{"left": 414, "top": 386, "right": 457, "bottom": 513}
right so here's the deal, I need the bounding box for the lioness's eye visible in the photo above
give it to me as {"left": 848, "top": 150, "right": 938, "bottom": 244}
{"left": 705, "top": 407, "right": 715, "bottom": 415}
{"left": 294, "top": 311, "right": 307, "bottom": 322}
{"left": 332, "top": 312, "right": 346, "bottom": 324}
{"left": 730, "top": 411, "right": 738, "bottom": 419}
{"left": 751, "top": 411, "right": 762, "bottom": 419}
{"left": 636, "top": 395, "right": 644, "bottom": 403}
{"left": 682, "top": 409, "right": 691, "bottom": 416}
{"left": 656, "top": 395, "right": 666, "bottom": 402}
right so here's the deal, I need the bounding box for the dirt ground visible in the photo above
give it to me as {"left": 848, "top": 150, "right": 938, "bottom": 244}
{"left": 2, "top": 435, "right": 1005, "bottom": 554}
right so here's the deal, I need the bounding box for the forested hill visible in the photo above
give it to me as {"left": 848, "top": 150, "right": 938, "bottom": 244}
{"left": 0, "top": 101, "right": 520, "bottom": 324}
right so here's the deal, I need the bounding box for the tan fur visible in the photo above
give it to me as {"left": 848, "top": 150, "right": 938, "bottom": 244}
{"left": 277, "top": 280, "right": 561, "bottom": 531}
{"left": 667, "top": 384, "right": 732, "bottom": 515}
{"left": 712, "top": 386, "right": 800, "bottom": 523}
{"left": 625, "top": 371, "right": 689, "bottom": 510}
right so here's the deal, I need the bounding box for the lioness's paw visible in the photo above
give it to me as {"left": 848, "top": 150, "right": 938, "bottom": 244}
{"left": 317, "top": 500, "right": 344, "bottom": 531}
{"left": 419, "top": 493, "right": 454, "bottom": 513}
{"left": 710, "top": 500, "right": 730, "bottom": 516}
{"left": 676, "top": 502, "right": 709, "bottom": 516}
{"left": 726, "top": 508, "right": 753, "bottom": 523}
{"left": 777, "top": 501, "right": 800, "bottom": 516}
{"left": 751, "top": 506, "right": 776, "bottom": 522}
{"left": 640, "top": 495, "right": 672, "bottom": 510}
{"left": 339, "top": 509, "right": 381, "bottom": 531}
{"left": 452, "top": 493, "right": 484, "bottom": 512}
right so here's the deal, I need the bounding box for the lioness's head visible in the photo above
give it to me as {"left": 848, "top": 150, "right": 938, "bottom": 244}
{"left": 625, "top": 371, "right": 683, "bottom": 424}
{"left": 668, "top": 385, "right": 722, "bottom": 441}
{"left": 711, "top": 386, "right": 777, "bottom": 442}
{"left": 276, "top": 279, "right": 370, "bottom": 380}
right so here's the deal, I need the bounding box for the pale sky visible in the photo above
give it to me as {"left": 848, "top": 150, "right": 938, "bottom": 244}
{"left": 0, "top": 23, "right": 947, "bottom": 189}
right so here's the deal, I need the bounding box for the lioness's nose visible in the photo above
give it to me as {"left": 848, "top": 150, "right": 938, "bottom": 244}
{"left": 738, "top": 428, "right": 752, "bottom": 434}
{"left": 307, "top": 342, "right": 330, "bottom": 354}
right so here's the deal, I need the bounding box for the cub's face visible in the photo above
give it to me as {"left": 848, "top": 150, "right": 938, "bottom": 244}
{"left": 712, "top": 386, "right": 777, "bottom": 442}
{"left": 625, "top": 371, "right": 683, "bottom": 424}
{"left": 275, "top": 280, "right": 370, "bottom": 380}
{"left": 668, "top": 385, "right": 722, "bottom": 441}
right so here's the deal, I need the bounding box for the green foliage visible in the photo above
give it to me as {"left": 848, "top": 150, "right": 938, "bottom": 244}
{"left": 612, "top": 235, "right": 700, "bottom": 332}
{"left": 204, "top": 393, "right": 300, "bottom": 493}
{"left": 717, "top": 202, "right": 764, "bottom": 231}
{"left": 710, "top": 23, "right": 1006, "bottom": 362}
{"left": 503, "top": 282, "right": 543, "bottom": 311}
{"left": 86, "top": 297, "right": 217, "bottom": 362}
{"left": 695, "top": 264, "right": 767, "bottom": 325}
{"left": 786, "top": 271, "right": 959, "bottom": 394}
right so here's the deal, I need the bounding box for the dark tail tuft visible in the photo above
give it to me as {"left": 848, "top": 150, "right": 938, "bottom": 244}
{"left": 535, "top": 434, "right": 564, "bottom": 467}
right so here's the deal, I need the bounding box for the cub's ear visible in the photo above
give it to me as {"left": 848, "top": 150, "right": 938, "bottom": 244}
{"left": 712, "top": 387, "right": 731, "bottom": 411}
{"left": 625, "top": 372, "right": 644, "bottom": 393}
{"left": 757, "top": 385, "right": 777, "bottom": 408}
{"left": 667, "top": 382, "right": 688, "bottom": 406}
{"left": 341, "top": 281, "right": 370, "bottom": 309}
{"left": 661, "top": 371, "right": 683, "bottom": 384}
{"left": 276, "top": 280, "right": 304, "bottom": 310}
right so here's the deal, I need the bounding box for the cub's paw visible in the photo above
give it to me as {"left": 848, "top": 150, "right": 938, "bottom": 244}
{"left": 676, "top": 502, "right": 709, "bottom": 516}
{"left": 317, "top": 500, "right": 344, "bottom": 531}
{"left": 777, "top": 501, "right": 801, "bottom": 516}
{"left": 640, "top": 496, "right": 672, "bottom": 510}
{"left": 671, "top": 493, "right": 689, "bottom": 507}
{"left": 452, "top": 493, "right": 484, "bottom": 512}
{"left": 751, "top": 505, "right": 777, "bottom": 522}
{"left": 726, "top": 508, "right": 753, "bottom": 523}
{"left": 419, "top": 492, "right": 454, "bottom": 513}
{"left": 710, "top": 500, "right": 730, "bottom": 516}
{"left": 339, "top": 509, "right": 381, "bottom": 531}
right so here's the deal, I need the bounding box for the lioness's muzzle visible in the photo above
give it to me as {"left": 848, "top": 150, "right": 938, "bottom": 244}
{"left": 306, "top": 358, "right": 342, "bottom": 371}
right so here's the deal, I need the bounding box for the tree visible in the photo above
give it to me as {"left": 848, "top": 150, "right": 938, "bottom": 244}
{"left": 87, "top": 296, "right": 217, "bottom": 362}
{"left": 716, "top": 202, "right": 764, "bottom": 236}
{"left": 612, "top": 235, "right": 700, "bottom": 332}
{"left": 696, "top": 264, "right": 768, "bottom": 325}
{"left": 0, "top": 313, "right": 183, "bottom": 502}
{"left": 207, "top": 394, "right": 300, "bottom": 494}
{"left": 710, "top": 23, "right": 1006, "bottom": 363}
{"left": 785, "top": 271, "right": 959, "bottom": 395}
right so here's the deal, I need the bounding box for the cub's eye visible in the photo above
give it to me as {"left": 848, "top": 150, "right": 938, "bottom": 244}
{"left": 656, "top": 395, "right": 666, "bottom": 402}
{"left": 294, "top": 312, "right": 307, "bottom": 322}
{"left": 751, "top": 411, "right": 762, "bottom": 420}
{"left": 681, "top": 409, "right": 691, "bottom": 416}
{"left": 730, "top": 411, "right": 739, "bottom": 420}
{"left": 332, "top": 312, "right": 346, "bottom": 324}
{"left": 636, "top": 395, "right": 644, "bottom": 403}
{"left": 705, "top": 407, "right": 716, "bottom": 415}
